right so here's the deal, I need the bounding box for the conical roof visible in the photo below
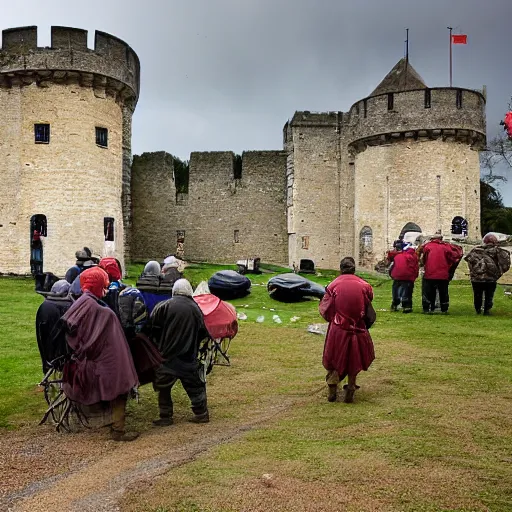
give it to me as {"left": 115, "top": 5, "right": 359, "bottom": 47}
{"left": 370, "top": 58, "right": 427, "bottom": 96}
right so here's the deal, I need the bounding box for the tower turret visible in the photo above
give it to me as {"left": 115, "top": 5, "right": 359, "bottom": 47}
{"left": 0, "top": 26, "right": 140, "bottom": 275}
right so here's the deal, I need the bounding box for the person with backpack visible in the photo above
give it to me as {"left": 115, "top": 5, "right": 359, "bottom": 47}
{"left": 419, "top": 233, "right": 463, "bottom": 314}
{"left": 465, "top": 234, "right": 511, "bottom": 315}
{"left": 136, "top": 260, "right": 172, "bottom": 314}
{"left": 99, "top": 257, "right": 125, "bottom": 316}
{"left": 64, "top": 247, "right": 98, "bottom": 284}
{"left": 35, "top": 280, "right": 74, "bottom": 373}
{"left": 388, "top": 243, "right": 419, "bottom": 313}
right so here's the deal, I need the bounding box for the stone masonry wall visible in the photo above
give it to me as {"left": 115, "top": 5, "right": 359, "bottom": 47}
{"left": 130, "top": 152, "right": 177, "bottom": 261}
{"left": 0, "top": 82, "right": 124, "bottom": 276}
{"left": 348, "top": 88, "right": 486, "bottom": 145}
{"left": 130, "top": 151, "right": 288, "bottom": 266}
{"left": 354, "top": 138, "right": 481, "bottom": 265}
{"left": 287, "top": 117, "right": 342, "bottom": 269}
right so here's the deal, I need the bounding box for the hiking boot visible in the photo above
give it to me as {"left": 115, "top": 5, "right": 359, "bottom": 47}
{"left": 188, "top": 411, "right": 209, "bottom": 424}
{"left": 390, "top": 304, "right": 398, "bottom": 312}
{"left": 343, "top": 384, "right": 356, "bottom": 404}
{"left": 327, "top": 384, "right": 337, "bottom": 402}
{"left": 111, "top": 430, "right": 140, "bottom": 442}
{"left": 441, "top": 311, "right": 449, "bottom": 315}
{"left": 402, "top": 308, "right": 412, "bottom": 314}
{"left": 152, "top": 417, "right": 173, "bottom": 427}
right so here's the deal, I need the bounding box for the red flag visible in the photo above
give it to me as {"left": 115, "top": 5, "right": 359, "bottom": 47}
{"left": 452, "top": 34, "right": 467, "bottom": 44}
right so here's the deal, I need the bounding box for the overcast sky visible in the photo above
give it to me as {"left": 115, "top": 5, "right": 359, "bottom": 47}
{"left": 3, "top": 0, "right": 512, "bottom": 203}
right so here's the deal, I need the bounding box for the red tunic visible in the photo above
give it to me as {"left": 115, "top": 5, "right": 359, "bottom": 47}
{"left": 319, "top": 274, "right": 375, "bottom": 379}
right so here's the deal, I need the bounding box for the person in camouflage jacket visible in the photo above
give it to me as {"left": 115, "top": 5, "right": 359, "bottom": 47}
{"left": 464, "top": 234, "right": 511, "bottom": 315}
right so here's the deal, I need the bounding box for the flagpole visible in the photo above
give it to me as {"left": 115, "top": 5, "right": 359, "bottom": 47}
{"left": 447, "top": 26, "right": 453, "bottom": 87}
{"left": 405, "top": 28, "right": 409, "bottom": 89}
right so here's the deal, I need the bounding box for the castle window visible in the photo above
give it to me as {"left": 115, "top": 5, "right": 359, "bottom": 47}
{"left": 387, "top": 93, "right": 394, "bottom": 111}
{"left": 355, "top": 103, "right": 360, "bottom": 116}
{"left": 456, "top": 90, "right": 463, "bottom": 109}
{"left": 363, "top": 99, "right": 368, "bottom": 118}
{"left": 234, "top": 230, "right": 240, "bottom": 243}
{"left": 301, "top": 236, "right": 309, "bottom": 250}
{"left": 424, "top": 89, "right": 431, "bottom": 109}
{"left": 96, "top": 127, "right": 108, "bottom": 148}
{"left": 104, "top": 217, "right": 114, "bottom": 242}
{"left": 34, "top": 124, "right": 50, "bottom": 144}
{"left": 233, "top": 154, "right": 242, "bottom": 179}
{"left": 451, "top": 216, "right": 468, "bottom": 237}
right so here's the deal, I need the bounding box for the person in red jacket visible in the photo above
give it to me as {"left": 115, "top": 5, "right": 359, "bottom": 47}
{"left": 419, "top": 234, "right": 463, "bottom": 314}
{"left": 389, "top": 243, "right": 419, "bottom": 313}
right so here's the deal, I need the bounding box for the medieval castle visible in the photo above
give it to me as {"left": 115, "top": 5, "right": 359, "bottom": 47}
{"left": 0, "top": 27, "right": 486, "bottom": 276}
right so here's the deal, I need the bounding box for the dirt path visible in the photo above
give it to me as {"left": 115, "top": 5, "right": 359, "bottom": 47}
{"left": 1, "top": 390, "right": 321, "bottom": 512}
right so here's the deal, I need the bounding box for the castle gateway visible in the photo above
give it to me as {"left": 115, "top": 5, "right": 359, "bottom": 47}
{"left": 0, "top": 27, "right": 485, "bottom": 275}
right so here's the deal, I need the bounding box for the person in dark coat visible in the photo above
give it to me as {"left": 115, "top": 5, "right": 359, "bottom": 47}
{"left": 136, "top": 260, "right": 171, "bottom": 314}
{"left": 419, "top": 234, "right": 463, "bottom": 314}
{"left": 62, "top": 267, "right": 139, "bottom": 442}
{"left": 35, "top": 280, "right": 73, "bottom": 373}
{"left": 388, "top": 243, "right": 419, "bottom": 313}
{"left": 464, "top": 233, "right": 511, "bottom": 315}
{"left": 161, "top": 256, "right": 183, "bottom": 291}
{"left": 319, "top": 257, "right": 376, "bottom": 404}
{"left": 64, "top": 247, "right": 98, "bottom": 284}
{"left": 99, "top": 257, "right": 125, "bottom": 316}
{"left": 149, "top": 279, "right": 210, "bottom": 425}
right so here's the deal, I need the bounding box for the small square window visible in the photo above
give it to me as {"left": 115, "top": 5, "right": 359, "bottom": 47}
{"left": 456, "top": 90, "right": 463, "bottom": 109}
{"left": 301, "top": 236, "right": 309, "bottom": 250}
{"left": 387, "top": 93, "right": 394, "bottom": 111}
{"left": 96, "top": 127, "right": 108, "bottom": 148}
{"left": 424, "top": 89, "right": 431, "bottom": 109}
{"left": 35, "top": 124, "right": 50, "bottom": 144}
{"left": 234, "top": 229, "right": 240, "bottom": 243}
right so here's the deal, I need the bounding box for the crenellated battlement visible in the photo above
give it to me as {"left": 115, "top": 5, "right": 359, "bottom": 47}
{"left": 346, "top": 87, "right": 486, "bottom": 151}
{"left": 0, "top": 26, "right": 140, "bottom": 105}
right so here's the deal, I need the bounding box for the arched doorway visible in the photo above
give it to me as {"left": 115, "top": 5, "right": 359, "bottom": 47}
{"left": 399, "top": 222, "right": 422, "bottom": 245}
{"left": 30, "top": 214, "right": 47, "bottom": 275}
{"left": 451, "top": 216, "right": 468, "bottom": 237}
{"left": 359, "top": 226, "right": 373, "bottom": 266}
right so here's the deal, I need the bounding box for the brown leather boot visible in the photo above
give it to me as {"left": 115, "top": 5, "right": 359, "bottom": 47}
{"left": 111, "top": 430, "right": 140, "bottom": 442}
{"left": 327, "top": 385, "right": 337, "bottom": 402}
{"left": 188, "top": 411, "right": 209, "bottom": 423}
{"left": 343, "top": 384, "right": 356, "bottom": 403}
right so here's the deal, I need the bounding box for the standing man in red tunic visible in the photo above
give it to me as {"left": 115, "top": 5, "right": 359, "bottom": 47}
{"left": 319, "top": 257, "right": 376, "bottom": 404}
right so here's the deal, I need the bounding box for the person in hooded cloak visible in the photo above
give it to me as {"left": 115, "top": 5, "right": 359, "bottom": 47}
{"left": 149, "top": 279, "right": 210, "bottom": 425}
{"left": 35, "top": 280, "right": 73, "bottom": 373}
{"left": 319, "top": 257, "right": 376, "bottom": 404}
{"left": 61, "top": 267, "right": 139, "bottom": 441}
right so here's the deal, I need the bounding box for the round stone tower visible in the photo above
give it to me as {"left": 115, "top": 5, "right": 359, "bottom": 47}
{"left": 347, "top": 59, "right": 486, "bottom": 266}
{"left": 0, "top": 26, "right": 139, "bottom": 276}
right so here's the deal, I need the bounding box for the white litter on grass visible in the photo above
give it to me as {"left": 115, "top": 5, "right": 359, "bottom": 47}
{"left": 237, "top": 312, "right": 248, "bottom": 320}
{"left": 378, "top": 309, "right": 387, "bottom": 311}
{"left": 269, "top": 308, "right": 276, "bottom": 311}
{"left": 262, "top": 306, "right": 267, "bottom": 309}
{"left": 290, "top": 316, "right": 300, "bottom": 322}
{"left": 256, "top": 315, "right": 265, "bottom": 323}
{"left": 272, "top": 314, "right": 282, "bottom": 324}
{"left": 307, "top": 323, "right": 327, "bottom": 335}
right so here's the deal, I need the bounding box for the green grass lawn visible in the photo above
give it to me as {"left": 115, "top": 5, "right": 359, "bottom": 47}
{"left": 1, "top": 265, "right": 512, "bottom": 511}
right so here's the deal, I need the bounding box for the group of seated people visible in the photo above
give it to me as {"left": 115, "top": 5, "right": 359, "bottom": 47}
{"left": 36, "top": 249, "right": 210, "bottom": 442}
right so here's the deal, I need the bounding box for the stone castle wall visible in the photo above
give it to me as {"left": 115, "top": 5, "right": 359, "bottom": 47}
{"left": 0, "top": 26, "right": 139, "bottom": 276}
{"left": 353, "top": 138, "right": 481, "bottom": 265}
{"left": 130, "top": 150, "right": 288, "bottom": 265}
{"left": 285, "top": 112, "right": 343, "bottom": 269}
{"left": 0, "top": 82, "right": 125, "bottom": 275}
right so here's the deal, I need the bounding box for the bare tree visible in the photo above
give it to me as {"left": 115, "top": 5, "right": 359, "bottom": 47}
{"left": 481, "top": 97, "right": 512, "bottom": 180}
